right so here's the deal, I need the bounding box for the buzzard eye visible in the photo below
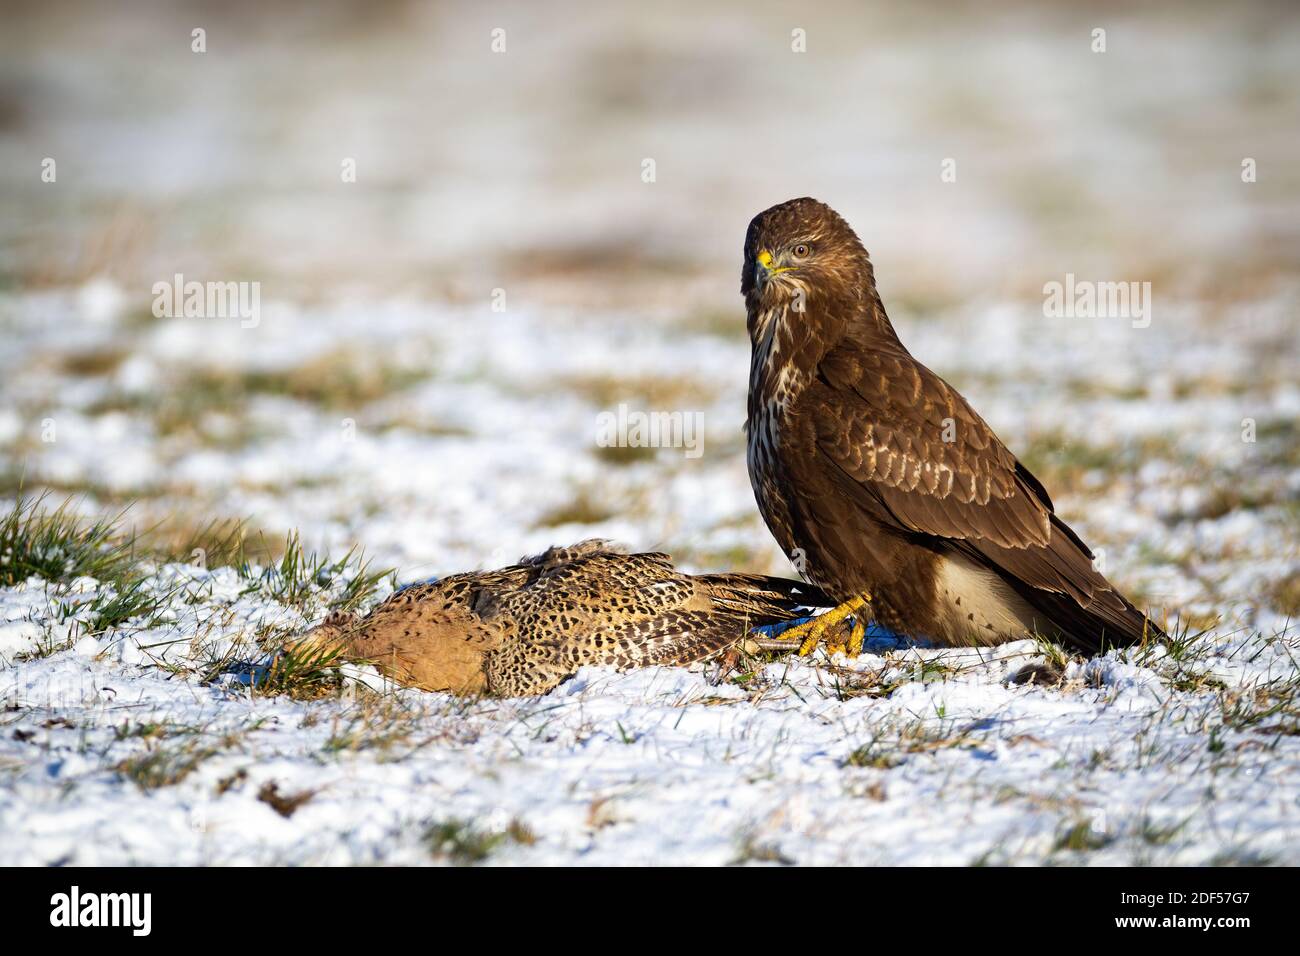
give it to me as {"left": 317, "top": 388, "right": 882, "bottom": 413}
{"left": 792, "top": 243, "right": 811, "bottom": 259}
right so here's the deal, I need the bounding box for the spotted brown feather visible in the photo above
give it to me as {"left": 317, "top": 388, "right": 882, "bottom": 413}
{"left": 287, "top": 540, "right": 830, "bottom": 697}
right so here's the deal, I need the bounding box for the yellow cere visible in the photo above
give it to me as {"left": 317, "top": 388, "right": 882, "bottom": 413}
{"left": 757, "top": 249, "right": 794, "bottom": 276}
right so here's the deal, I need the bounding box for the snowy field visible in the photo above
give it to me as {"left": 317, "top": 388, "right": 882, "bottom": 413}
{"left": 1, "top": 2, "right": 1298, "bottom": 864}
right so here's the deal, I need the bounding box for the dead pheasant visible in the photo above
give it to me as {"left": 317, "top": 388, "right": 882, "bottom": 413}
{"left": 286, "top": 540, "right": 828, "bottom": 696}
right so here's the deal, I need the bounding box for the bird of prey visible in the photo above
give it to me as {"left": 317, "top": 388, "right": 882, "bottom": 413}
{"left": 741, "top": 197, "right": 1165, "bottom": 658}
{"left": 287, "top": 540, "right": 828, "bottom": 696}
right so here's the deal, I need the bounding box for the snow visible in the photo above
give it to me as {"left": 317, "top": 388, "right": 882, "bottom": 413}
{"left": 0, "top": 559, "right": 1297, "bottom": 865}
{"left": 2, "top": 1, "right": 1299, "bottom": 865}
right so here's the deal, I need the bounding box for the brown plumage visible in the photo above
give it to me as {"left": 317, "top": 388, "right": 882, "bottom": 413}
{"left": 742, "top": 197, "right": 1165, "bottom": 655}
{"left": 287, "top": 540, "right": 829, "bottom": 697}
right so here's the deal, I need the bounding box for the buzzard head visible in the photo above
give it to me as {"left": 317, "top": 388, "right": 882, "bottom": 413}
{"left": 743, "top": 196, "right": 871, "bottom": 292}
{"left": 741, "top": 198, "right": 882, "bottom": 386}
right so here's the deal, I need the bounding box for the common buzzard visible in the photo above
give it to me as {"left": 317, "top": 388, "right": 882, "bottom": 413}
{"left": 742, "top": 197, "right": 1164, "bottom": 657}
{"left": 288, "top": 540, "right": 829, "bottom": 696}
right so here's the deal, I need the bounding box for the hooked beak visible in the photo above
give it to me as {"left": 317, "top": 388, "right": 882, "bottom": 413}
{"left": 755, "top": 249, "right": 792, "bottom": 290}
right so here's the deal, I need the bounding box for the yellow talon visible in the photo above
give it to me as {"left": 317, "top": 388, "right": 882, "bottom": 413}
{"left": 847, "top": 617, "right": 867, "bottom": 657}
{"left": 777, "top": 594, "right": 871, "bottom": 657}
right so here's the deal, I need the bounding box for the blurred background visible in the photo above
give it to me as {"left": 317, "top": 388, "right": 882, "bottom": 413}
{"left": 0, "top": 0, "right": 1296, "bottom": 630}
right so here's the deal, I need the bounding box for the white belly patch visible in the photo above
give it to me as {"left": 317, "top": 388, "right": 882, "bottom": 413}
{"left": 933, "top": 555, "right": 1036, "bottom": 645}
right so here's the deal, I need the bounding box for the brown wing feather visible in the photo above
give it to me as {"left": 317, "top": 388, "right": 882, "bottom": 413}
{"left": 812, "top": 344, "right": 1161, "bottom": 648}
{"left": 814, "top": 344, "right": 1052, "bottom": 550}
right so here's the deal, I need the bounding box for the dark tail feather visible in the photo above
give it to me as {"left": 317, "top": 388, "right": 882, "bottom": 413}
{"left": 697, "top": 573, "right": 833, "bottom": 617}
{"left": 1015, "top": 582, "right": 1166, "bottom": 656}
{"left": 970, "top": 512, "right": 1168, "bottom": 656}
